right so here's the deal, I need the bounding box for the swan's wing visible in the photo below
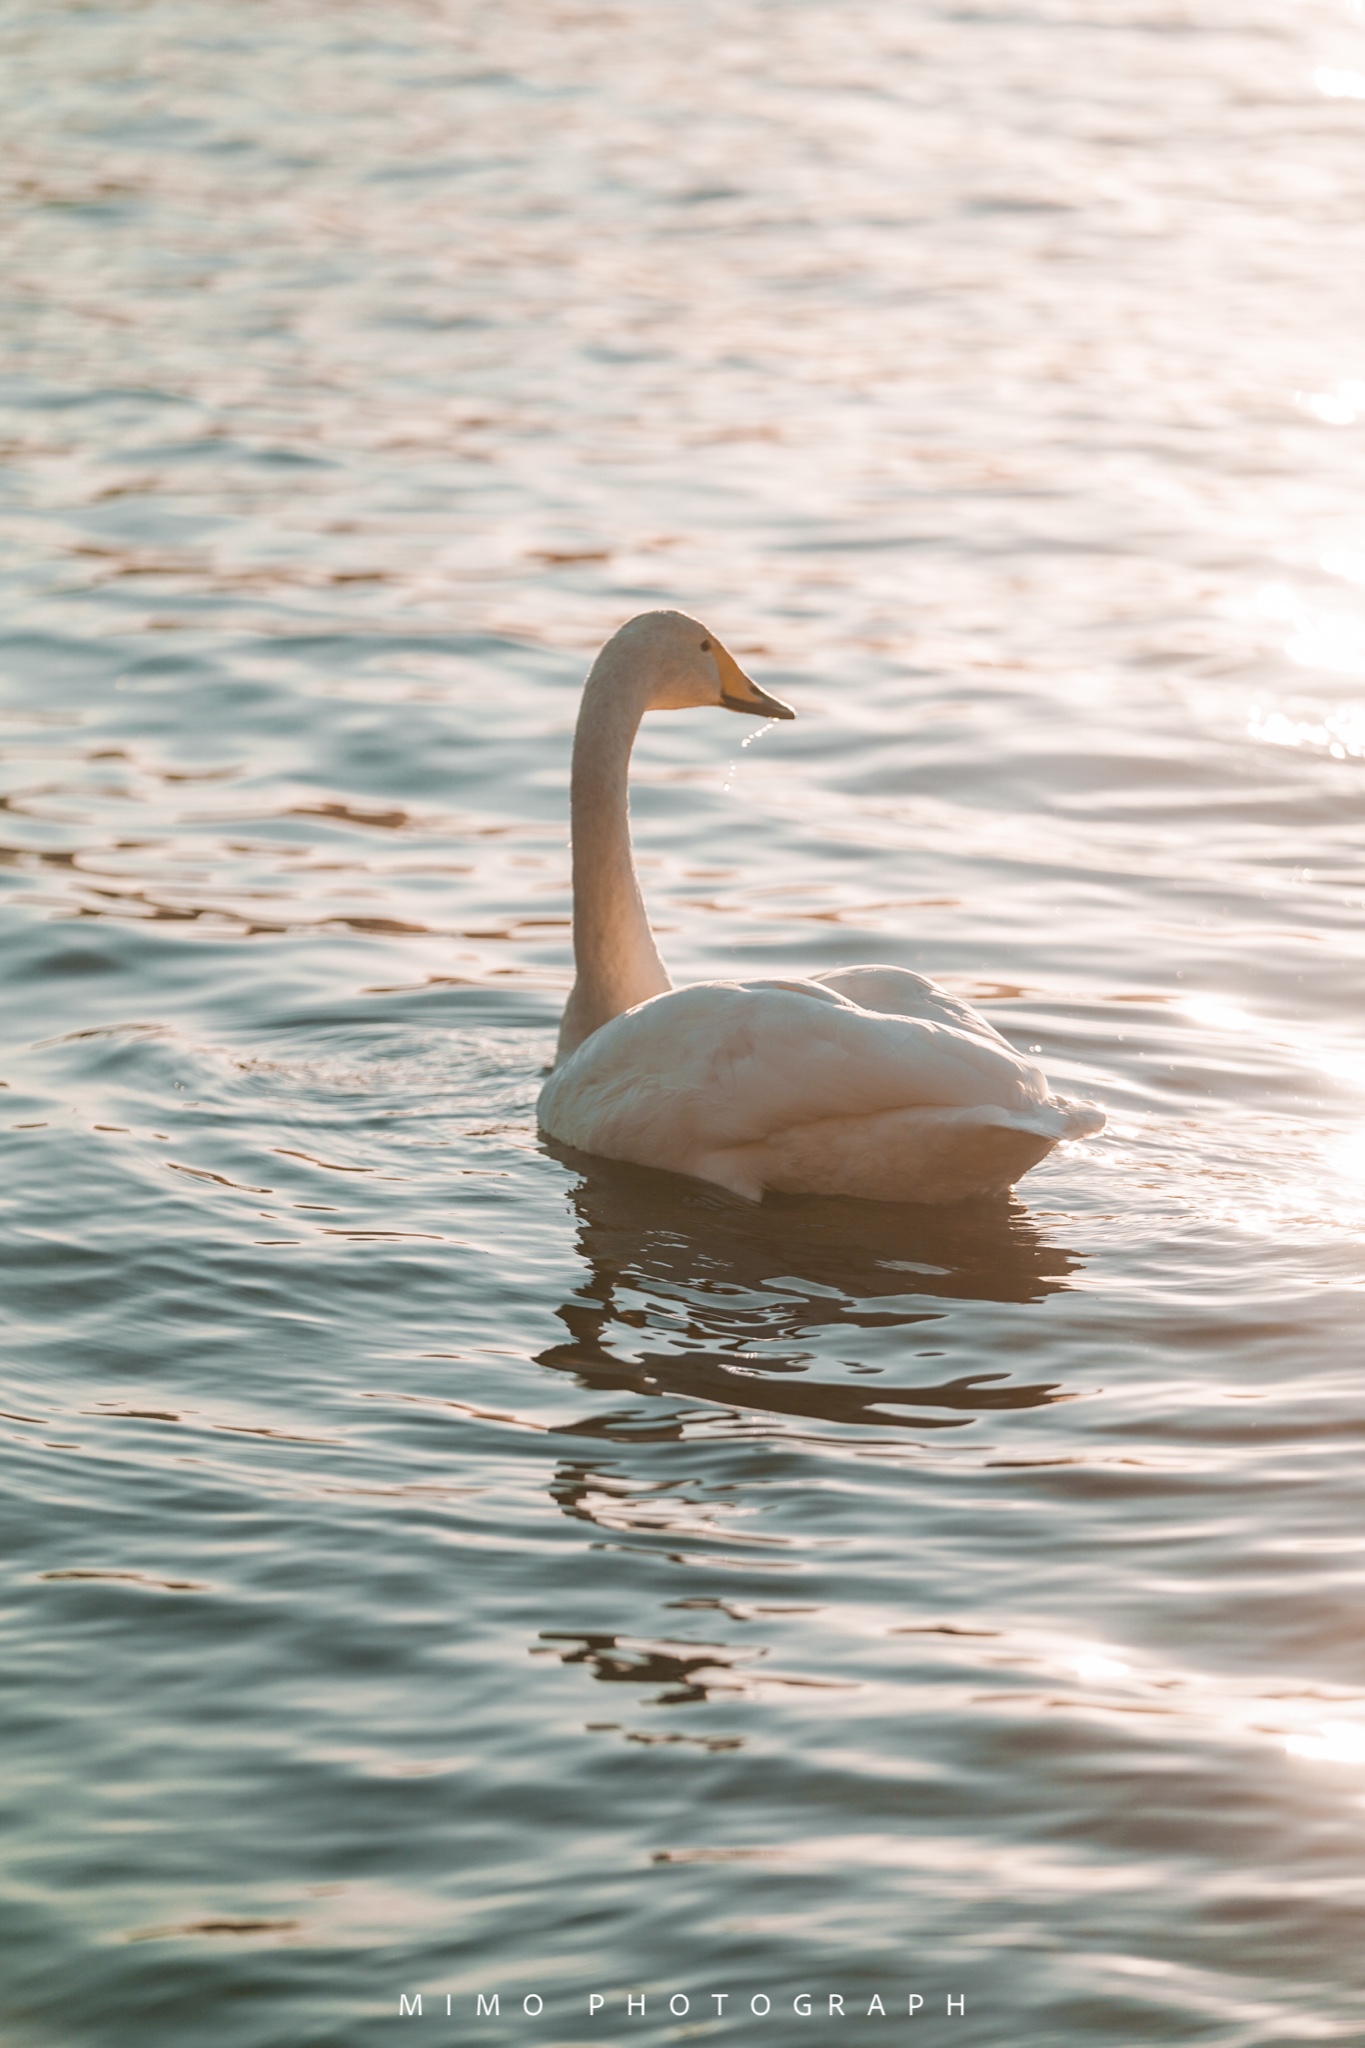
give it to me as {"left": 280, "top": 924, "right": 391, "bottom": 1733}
{"left": 539, "top": 978, "right": 1060, "bottom": 1177}
{"left": 811, "top": 964, "right": 1015, "bottom": 1049}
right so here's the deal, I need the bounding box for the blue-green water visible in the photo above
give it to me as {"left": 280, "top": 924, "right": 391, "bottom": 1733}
{"left": 5, "top": 3, "right": 1365, "bottom": 2042}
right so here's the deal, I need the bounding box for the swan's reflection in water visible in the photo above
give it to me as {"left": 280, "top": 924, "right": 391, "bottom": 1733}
{"left": 532, "top": 1631, "right": 756, "bottom": 1711}
{"left": 537, "top": 1148, "right": 1084, "bottom": 1434}
{"left": 528, "top": 1160, "right": 1088, "bottom": 1761}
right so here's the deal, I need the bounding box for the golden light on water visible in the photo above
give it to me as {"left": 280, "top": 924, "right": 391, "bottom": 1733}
{"left": 1132, "top": 997, "right": 1365, "bottom": 1236}
{"left": 968, "top": 1632, "right": 1365, "bottom": 1783}
{"left": 1248, "top": 704, "right": 1365, "bottom": 758}
{"left": 1294, "top": 381, "right": 1365, "bottom": 425}
{"left": 1323, "top": 1123, "right": 1365, "bottom": 1185}
{"left": 1073, "top": 1653, "right": 1131, "bottom": 1683}
{"left": 1181, "top": 995, "right": 1365, "bottom": 1094}
{"left": 1254, "top": 582, "right": 1365, "bottom": 688}
{"left": 1284, "top": 1723, "right": 1365, "bottom": 1768}
{"left": 1320, "top": 547, "right": 1365, "bottom": 584}
{"left": 1313, "top": 66, "right": 1365, "bottom": 100}
{"left": 1180, "top": 995, "right": 1257, "bottom": 1036}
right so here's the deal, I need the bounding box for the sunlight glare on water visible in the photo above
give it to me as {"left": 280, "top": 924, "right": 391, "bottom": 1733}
{"left": 4, "top": 0, "right": 1365, "bottom": 2043}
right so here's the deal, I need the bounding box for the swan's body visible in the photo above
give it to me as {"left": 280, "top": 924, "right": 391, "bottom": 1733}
{"left": 542, "top": 968, "right": 1100, "bottom": 1204}
{"left": 538, "top": 612, "right": 1103, "bottom": 1204}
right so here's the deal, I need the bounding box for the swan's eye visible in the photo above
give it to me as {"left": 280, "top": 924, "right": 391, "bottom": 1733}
{"left": 700, "top": 638, "right": 711, "bottom": 652}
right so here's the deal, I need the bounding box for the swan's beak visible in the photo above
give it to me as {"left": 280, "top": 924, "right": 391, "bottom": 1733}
{"left": 714, "top": 642, "right": 796, "bottom": 719}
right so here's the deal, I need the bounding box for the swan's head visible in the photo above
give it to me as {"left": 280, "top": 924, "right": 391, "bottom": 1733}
{"left": 602, "top": 610, "right": 796, "bottom": 719}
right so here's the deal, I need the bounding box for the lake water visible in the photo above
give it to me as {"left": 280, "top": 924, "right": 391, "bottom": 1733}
{"left": 5, "top": 1, "right": 1365, "bottom": 2041}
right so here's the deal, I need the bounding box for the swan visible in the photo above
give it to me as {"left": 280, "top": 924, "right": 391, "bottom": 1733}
{"left": 537, "top": 611, "right": 1103, "bottom": 1204}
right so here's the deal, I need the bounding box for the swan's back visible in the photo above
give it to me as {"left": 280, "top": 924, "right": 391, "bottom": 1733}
{"left": 810, "top": 964, "right": 1016, "bottom": 1043}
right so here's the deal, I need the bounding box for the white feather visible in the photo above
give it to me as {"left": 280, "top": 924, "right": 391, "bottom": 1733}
{"left": 540, "top": 975, "right": 1102, "bottom": 1203}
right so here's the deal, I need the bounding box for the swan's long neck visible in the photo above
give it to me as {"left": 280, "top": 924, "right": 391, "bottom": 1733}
{"left": 556, "top": 650, "right": 671, "bottom": 1060}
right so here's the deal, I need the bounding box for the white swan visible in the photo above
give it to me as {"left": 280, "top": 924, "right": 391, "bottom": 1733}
{"left": 537, "top": 611, "right": 1103, "bottom": 1204}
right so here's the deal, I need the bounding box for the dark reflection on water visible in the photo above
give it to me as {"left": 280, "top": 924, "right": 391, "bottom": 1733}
{"left": 535, "top": 1632, "right": 754, "bottom": 1709}
{"left": 538, "top": 1149, "right": 1080, "bottom": 1430}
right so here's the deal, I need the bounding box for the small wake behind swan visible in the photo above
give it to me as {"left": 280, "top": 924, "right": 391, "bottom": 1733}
{"left": 537, "top": 612, "right": 1103, "bottom": 1204}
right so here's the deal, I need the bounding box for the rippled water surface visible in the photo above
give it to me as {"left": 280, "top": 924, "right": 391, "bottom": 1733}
{"left": 6, "top": 2, "right": 1365, "bottom": 2041}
